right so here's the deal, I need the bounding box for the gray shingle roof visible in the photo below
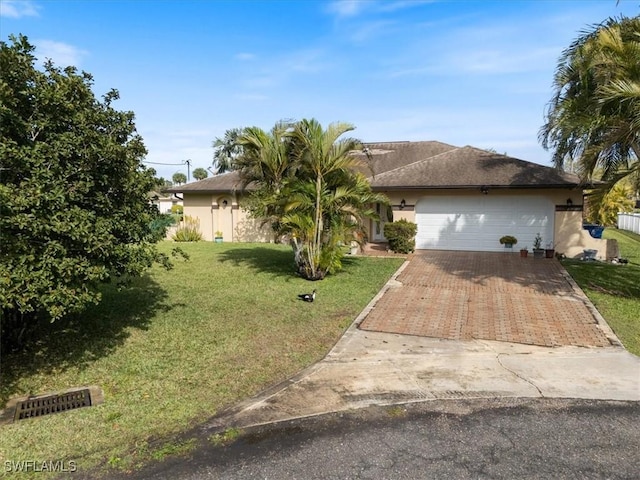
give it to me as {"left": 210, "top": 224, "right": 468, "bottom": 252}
{"left": 167, "top": 141, "right": 582, "bottom": 193}
{"left": 354, "top": 141, "right": 458, "bottom": 177}
{"left": 166, "top": 171, "right": 247, "bottom": 193}
{"left": 364, "top": 143, "right": 582, "bottom": 189}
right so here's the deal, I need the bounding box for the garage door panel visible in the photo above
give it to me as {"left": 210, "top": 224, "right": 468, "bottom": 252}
{"left": 415, "top": 196, "right": 554, "bottom": 252}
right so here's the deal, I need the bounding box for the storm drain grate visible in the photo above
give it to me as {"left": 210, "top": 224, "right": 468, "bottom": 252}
{"left": 15, "top": 389, "right": 95, "bottom": 422}
{"left": 1, "top": 386, "right": 103, "bottom": 425}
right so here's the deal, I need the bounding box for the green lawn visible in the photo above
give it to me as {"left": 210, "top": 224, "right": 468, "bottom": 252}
{"left": 0, "top": 243, "right": 404, "bottom": 477}
{"left": 561, "top": 228, "right": 640, "bottom": 356}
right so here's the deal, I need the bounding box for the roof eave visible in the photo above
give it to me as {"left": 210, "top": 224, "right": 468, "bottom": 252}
{"left": 371, "top": 183, "right": 581, "bottom": 191}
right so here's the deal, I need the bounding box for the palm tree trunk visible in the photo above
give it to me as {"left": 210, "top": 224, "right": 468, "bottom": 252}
{"left": 311, "top": 174, "right": 323, "bottom": 279}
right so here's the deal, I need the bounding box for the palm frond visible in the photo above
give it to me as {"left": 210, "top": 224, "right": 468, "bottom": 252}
{"left": 541, "top": 15, "right": 640, "bottom": 185}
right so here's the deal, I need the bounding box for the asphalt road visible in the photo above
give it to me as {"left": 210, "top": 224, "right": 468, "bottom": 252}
{"left": 124, "top": 398, "right": 639, "bottom": 480}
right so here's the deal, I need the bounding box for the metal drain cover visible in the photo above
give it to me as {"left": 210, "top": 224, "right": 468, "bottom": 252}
{"left": 0, "top": 386, "right": 103, "bottom": 425}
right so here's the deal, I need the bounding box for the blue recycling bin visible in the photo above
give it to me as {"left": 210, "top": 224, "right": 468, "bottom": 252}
{"left": 583, "top": 224, "right": 605, "bottom": 239}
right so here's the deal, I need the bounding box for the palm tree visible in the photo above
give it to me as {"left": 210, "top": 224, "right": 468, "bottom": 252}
{"left": 232, "top": 121, "right": 297, "bottom": 236}
{"left": 285, "top": 119, "right": 388, "bottom": 280}
{"left": 172, "top": 172, "right": 187, "bottom": 185}
{"left": 235, "top": 121, "right": 296, "bottom": 191}
{"left": 192, "top": 167, "right": 208, "bottom": 180}
{"left": 231, "top": 118, "right": 388, "bottom": 280}
{"left": 285, "top": 171, "right": 387, "bottom": 279}
{"left": 212, "top": 127, "right": 245, "bottom": 173}
{"left": 540, "top": 16, "right": 640, "bottom": 188}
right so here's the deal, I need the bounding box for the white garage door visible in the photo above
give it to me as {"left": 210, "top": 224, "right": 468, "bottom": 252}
{"left": 415, "top": 195, "right": 554, "bottom": 252}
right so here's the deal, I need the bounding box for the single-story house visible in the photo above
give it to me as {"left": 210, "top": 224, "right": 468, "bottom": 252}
{"left": 167, "top": 141, "right": 616, "bottom": 259}
{"left": 149, "top": 190, "right": 183, "bottom": 214}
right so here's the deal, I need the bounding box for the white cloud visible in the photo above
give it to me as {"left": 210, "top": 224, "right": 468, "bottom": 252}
{"left": 446, "top": 46, "right": 559, "bottom": 75}
{"left": 348, "top": 20, "right": 396, "bottom": 43}
{"left": 378, "top": 0, "right": 436, "bottom": 13}
{"left": 382, "top": 18, "right": 563, "bottom": 79}
{"left": 238, "top": 48, "right": 333, "bottom": 94}
{"left": 386, "top": 66, "right": 431, "bottom": 79}
{"left": 235, "top": 52, "right": 255, "bottom": 61}
{"left": 326, "top": 0, "right": 368, "bottom": 18}
{"left": 326, "top": 0, "right": 434, "bottom": 18}
{"left": 0, "top": 0, "right": 39, "bottom": 18}
{"left": 34, "top": 39, "right": 88, "bottom": 67}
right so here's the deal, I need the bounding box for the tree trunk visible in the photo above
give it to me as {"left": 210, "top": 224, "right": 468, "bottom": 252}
{"left": 311, "top": 174, "right": 323, "bottom": 279}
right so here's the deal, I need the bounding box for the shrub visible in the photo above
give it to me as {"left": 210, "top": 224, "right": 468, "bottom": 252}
{"left": 172, "top": 216, "right": 203, "bottom": 242}
{"left": 499, "top": 235, "right": 518, "bottom": 245}
{"left": 586, "top": 184, "right": 634, "bottom": 227}
{"left": 148, "top": 213, "right": 176, "bottom": 242}
{"left": 384, "top": 219, "right": 417, "bottom": 253}
{"left": 0, "top": 36, "right": 171, "bottom": 350}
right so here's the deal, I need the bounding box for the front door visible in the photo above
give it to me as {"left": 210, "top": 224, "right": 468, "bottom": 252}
{"left": 372, "top": 203, "right": 387, "bottom": 241}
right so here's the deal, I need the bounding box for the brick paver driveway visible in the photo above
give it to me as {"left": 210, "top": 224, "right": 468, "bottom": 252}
{"left": 359, "top": 251, "right": 613, "bottom": 348}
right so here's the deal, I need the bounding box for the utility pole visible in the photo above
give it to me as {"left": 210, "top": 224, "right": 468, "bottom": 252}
{"left": 184, "top": 159, "right": 191, "bottom": 181}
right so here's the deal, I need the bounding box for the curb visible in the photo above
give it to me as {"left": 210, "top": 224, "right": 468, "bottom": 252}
{"left": 558, "top": 263, "right": 623, "bottom": 348}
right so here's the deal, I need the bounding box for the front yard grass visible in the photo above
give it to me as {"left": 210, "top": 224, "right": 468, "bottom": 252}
{"left": 562, "top": 228, "right": 640, "bottom": 356}
{"left": 0, "top": 242, "right": 404, "bottom": 477}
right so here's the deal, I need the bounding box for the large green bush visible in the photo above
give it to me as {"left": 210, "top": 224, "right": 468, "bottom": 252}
{"left": 384, "top": 219, "right": 418, "bottom": 253}
{"left": 0, "top": 35, "right": 174, "bottom": 350}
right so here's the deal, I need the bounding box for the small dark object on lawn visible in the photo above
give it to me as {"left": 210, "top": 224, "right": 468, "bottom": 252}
{"left": 298, "top": 290, "right": 316, "bottom": 302}
{"left": 612, "top": 257, "right": 629, "bottom": 264}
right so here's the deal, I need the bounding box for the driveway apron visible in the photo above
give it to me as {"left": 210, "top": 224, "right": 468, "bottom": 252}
{"left": 359, "top": 251, "right": 614, "bottom": 348}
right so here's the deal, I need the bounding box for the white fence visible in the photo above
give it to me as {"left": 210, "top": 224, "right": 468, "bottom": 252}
{"left": 617, "top": 213, "right": 640, "bottom": 234}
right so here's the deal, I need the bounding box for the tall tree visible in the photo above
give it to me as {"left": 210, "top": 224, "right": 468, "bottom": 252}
{"left": 234, "top": 121, "right": 297, "bottom": 236}
{"left": 540, "top": 16, "right": 640, "bottom": 188}
{"left": 212, "top": 127, "right": 245, "bottom": 174}
{"left": 192, "top": 167, "right": 208, "bottom": 180}
{"left": 283, "top": 119, "right": 388, "bottom": 280}
{"left": 236, "top": 119, "right": 388, "bottom": 280}
{"left": 0, "top": 35, "right": 173, "bottom": 350}
{"left": 236, "top": 121, "right": 296, "bottom": 190}
{"left": 172, "top": 172, "right": 187, "bottom": 185}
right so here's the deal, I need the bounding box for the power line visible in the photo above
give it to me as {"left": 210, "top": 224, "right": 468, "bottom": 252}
{"left": 142, "top": 160, "right": 185, "bottom": 166}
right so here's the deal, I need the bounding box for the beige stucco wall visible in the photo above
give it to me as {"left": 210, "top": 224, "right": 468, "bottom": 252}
{"left": 554, "top": 211, "right": 617, "bottom": 260}
{"left": 183, "top": 194, "right": 214, "bottom": 241}
{"left": 182, "top": 193, "right": 271, "bottom": 242}
{"left": 212, "top": 195, "right": 234, "bottom": 241}
{"left": 234, "top": 207, "right": 272, "bottom": 242}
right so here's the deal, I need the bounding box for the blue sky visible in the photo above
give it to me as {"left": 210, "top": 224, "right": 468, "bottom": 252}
{"left": 2, "top": 0, "right": 638, "bottom": 181}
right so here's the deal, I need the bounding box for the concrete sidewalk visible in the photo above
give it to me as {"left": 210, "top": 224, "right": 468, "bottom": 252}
{"left": 207, "top": 260, "right": 640, "bottom": 433}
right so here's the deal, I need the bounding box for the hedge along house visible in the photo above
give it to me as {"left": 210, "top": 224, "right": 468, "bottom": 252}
{"left": 169, "top": 141, "right": 616, "bottom": 260}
